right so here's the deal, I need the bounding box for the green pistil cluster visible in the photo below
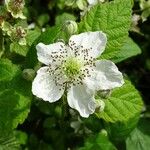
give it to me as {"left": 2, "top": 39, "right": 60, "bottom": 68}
{"left": 63, "top": 57, "right": 82, "bottom": 78}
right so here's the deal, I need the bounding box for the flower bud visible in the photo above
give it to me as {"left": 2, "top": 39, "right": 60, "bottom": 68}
{"left": 5, "top": 0, "right": 26, "bottom": 19}
{"left": 95, "top": 99, "right": 105, "bottom": 113}
{"left": 76, "top": 0, "right": 87, "bottom": 10}
{"left": 97, "top": 89, "right": 111, "bottom": 99}
{"left": 100, "top": 129, "right": 108, "bottom": 136}
{"left": 22, "top": 69, "right": 35, "bottom": 81}
{"left": 64, "top": 20, "right": 78, "bottom": 35}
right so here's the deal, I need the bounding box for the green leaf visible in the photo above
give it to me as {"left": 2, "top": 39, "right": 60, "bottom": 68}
{"left": 0, "top": 59, "right": 31, "bottom": 134}
{"left": 79, "top": 0, "right": 132, "bottom": 60}
{"left": 0, "top": 59, "right": 19, "bottom": 82}
{"left": 126, "top": 128, "right": 150, "bottom": 150}
{"left": 111, "top": 37, "right": 142, "bottom": 63}
{"left": 105, "top": 116, "right": 139, "bottom": 142}
{"left": 0, "top": 131, "right": 27, "bottom": 150}
{"left": 0, "top": 132, "right": 20, "bottom": 150}
{"left": 10, "top": 42, "right": 29, "bottom": 56}
{"left": 26, "top": 28, "right": 41, "bottom": 46}
{"left": 78, "top": 132, "right": 117, "bottom": 150}
{"left": 0, "top": 89, "right": 30, "bottom": 133}
{"left": 96, "top": 80, "right": 143, "bottom": 122}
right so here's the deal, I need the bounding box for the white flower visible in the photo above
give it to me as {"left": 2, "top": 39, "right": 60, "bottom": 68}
{"left": 32, "top": 31, "right": 124, "bottom": 118}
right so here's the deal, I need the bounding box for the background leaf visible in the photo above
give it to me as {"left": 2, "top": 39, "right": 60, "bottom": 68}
{"left": 79, "top": 0, "right": 132, "bottom": 60}
{"left": 78, "top": 132, "right": 117, "bottom": 150}
{"left": 96, "top": 80, "right": 143, "bottom": 122}
{"left": 0, "top": 59, "right": 19, "bottom": 82}
{"left": 10, "top": 42, "right": 29, "bottom": 57}
{"left": 111, "top": 37, "right": 142, "bottom": 63}
{"left": 0, "top": 59, "right": 31, "bottom": 134}
{"left": 126, "top": 128, "right": 150, "bottom": 150}
{"left": 0, "top": 131, "right": 27, "bottom": 150}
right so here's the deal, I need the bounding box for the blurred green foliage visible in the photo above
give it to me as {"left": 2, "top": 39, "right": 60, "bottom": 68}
{"left": 0, "top": 0, "right": 150, "bottom": 149}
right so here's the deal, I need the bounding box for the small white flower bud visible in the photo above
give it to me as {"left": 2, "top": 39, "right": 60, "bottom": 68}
{"left": 97, "top": 89, "right": 112, "bottom": 99}
{"left": 64, "top": 20, "right": 78, "bottom": 35}
{"left": 100, "top": 129, "right": 108, "bottom": 136}
{"left": 22, "top": 69, "right": 35, "bottom": 81}
{"left": 95, "top": 99, "right": 105, "bottom": 112}
{"left": 76, "top": 0, "right": 87, "bottom": 10}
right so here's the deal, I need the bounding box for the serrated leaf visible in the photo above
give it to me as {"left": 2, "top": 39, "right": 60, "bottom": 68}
{"left": 0, "top": 59, "right": 19, "bottom": 82}
{"left": 0, "top": 59, "right": 31, "bottom": 134}
{"left": 10, "top": 42, "right": 28, "bottom": 56}
{"left": 0, "top": 131, "right": 27, "bottom": 150}
{"left": 78, "top": 132, "right": 117, "bottom": 150}
{"left": 79, "top": 0, "right": 132, "bottom": 60}
{"left": 26, "top": 29, "right": 41, "bottom": 46}
{"left": 96, "top": 80, "right": 143, "bottom": 122}
{"left": 105, "top": 116, "right": 139, "bottom": 142}
{"left": 126, "top": 128, "right": 150, "bottom": 150}
{"left": 111, "top": 37, "right": 142, "bottom": 63}
{"left": 0, "top": 132, "right": 20, "bottom": 150}
{"left": 0, "top": 89, "right": 30, "bottom": 133}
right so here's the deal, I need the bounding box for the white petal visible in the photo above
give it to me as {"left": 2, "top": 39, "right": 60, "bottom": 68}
{"left": 84, "top": 60, "right": 124, "bottom": 90}
{"left": 36, "top": 42, "right": 65, "bottom": 65}
{"left": 32, "top": 67, "right": 65, "bottom": 102}
{"left": 69, "top": 31, "right": 107, "bottom": 58}
{"left": 67, "top": 84, "right": 96, "bottom": 118}
{"left": 87, "top": 0, "right": 98, "bottom": 5}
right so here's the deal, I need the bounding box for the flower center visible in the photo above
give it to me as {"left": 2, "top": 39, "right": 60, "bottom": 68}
{"left": 62, "top": 57, "right": 82, "bottom": 78}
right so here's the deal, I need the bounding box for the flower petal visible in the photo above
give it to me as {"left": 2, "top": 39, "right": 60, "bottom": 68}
{"left": 83, "top": 60, "right": 124, "bottom": 90}
{"left": 67, "top": 84, "right": 96, "bottom": 118}
{"left": 36, "top": 42, "right": 66, "bottom": 65}
{"left": 69, "top": 31, "right": 107, "bottom": 58}
{"left": 32, "top": 67, "right": 65, "bottom": 102}
{"left": 87, "top": 0, "right": 98, "bottom": 5}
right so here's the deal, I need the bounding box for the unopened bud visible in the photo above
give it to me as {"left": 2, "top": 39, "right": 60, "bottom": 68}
{"left": 97, "top": 89, "right": 111, "bottom": 99}
{"left": 64, "top": 20, "right": 78, "bottom": 35}
{"left": 100, "top": 129, "right": 108, "bottom": 136}
{"left": 95, "top": 99, "right": 105, "bottom": 112}
{"left": 76, "top": 0, "right": 87, "bottom": 10}
{"left": 22, "top": 69, "right": 35, "bottom": 81}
